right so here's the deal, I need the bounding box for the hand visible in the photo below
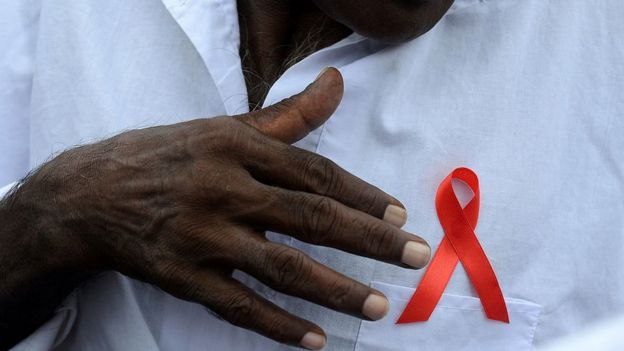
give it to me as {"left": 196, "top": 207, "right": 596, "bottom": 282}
{"left": 19, "top": 68, "right": 431, "bottom": 349}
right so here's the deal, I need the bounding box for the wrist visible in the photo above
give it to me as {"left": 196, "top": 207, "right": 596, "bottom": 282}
{"left": 0, "top": 174, "right": 105, "bottom": 281}
{"left": 0, "top": 189, "right": 95, "bottom": 348}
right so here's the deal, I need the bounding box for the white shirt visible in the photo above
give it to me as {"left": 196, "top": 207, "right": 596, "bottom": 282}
{"left": 2, "top": 0, "right": 624, "bottom": 350}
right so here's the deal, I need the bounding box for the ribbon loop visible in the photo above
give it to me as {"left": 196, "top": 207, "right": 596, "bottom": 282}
{"left": 397, "top": 168, "right": 509, "bottom": 324}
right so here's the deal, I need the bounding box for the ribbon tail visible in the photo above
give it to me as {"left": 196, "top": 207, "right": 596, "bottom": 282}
{"left": 473, "top": 261, "right": 510, "bottom": 323}
{"left": 396, "top": 237, "right": 458, "bottom": 324}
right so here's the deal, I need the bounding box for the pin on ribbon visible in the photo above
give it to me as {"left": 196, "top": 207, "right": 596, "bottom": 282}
{"left": 397, "top": 167, "right": 509, "bottom": 324}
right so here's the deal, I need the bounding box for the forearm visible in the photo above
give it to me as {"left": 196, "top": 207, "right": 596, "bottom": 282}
{"left": 0, "top": 182, "right": 96, "bottom": 349}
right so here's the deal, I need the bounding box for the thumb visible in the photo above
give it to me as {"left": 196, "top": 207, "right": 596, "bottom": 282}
{"left": 236, "top": 67, "right": 344, "bottom": 144}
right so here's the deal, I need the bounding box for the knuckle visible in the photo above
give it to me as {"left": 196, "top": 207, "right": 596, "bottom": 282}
{"left": 223, "top": 291, "right": 256, "bottom": 326}
{"left": 153, "top": 261, "right": 204, "bottom": 297}
{"left": 264, "top": 246, "right": 310, "bottom": 291}
{"left": 277, "top": 96, "right": 297, "bottom": 111}
{"left": 261, "top": 97, "right": 297, "bottom": 122}
{"left": 300, "top": 154, "right": 342, "bottom": 195}
{"left": 265, "top": 315, "right": 290, "bottom": 343}
{"left": 361, "top": 222, "right": 396, "bottom": 256}
{"left": 295, "top": 151, "right": 389, "bottom": 218}
{"left": 362, "top": 190, "right": 386, "bottom": 218}
{"left": 327, "top": 280, "right": 354, "bottom": 309}
{"left": 301, "top": 196, "right": 339, "bottom": 243}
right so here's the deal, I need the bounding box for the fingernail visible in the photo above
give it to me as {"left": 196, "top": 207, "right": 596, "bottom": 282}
{"left": 402, "top": 241, "right": 431, "bottom": 269}
{"left": 314, "top": 67, "right": 332, "bottom": 82}
{"left": 300, "top": 332, "right": 326, "bottom": 350}
{"left": 383, "top": 205, "right": 407, "bottom": 227}
{"left": 362, "top": 293, "right": 390, "bottom": 320}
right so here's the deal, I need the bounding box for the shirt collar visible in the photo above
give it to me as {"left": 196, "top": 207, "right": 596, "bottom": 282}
{"left": 161, "top": 0, "right": 249, "bottom": 114}
{"left": 160, "top": 0, "right": 374, "bottom": 115}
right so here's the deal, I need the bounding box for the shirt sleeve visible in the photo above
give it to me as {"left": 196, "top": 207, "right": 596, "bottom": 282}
{"left": 0, "top": 0, "right": 41, "bottom": 186}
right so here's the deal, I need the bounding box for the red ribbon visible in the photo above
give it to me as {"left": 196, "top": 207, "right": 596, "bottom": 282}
{"left": 397, "top": 167, "right": 509, "bottom": 324}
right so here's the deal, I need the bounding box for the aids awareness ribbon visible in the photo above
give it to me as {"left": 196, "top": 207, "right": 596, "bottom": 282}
{"left": 396, "top": 167, "right": 509, "bottom": 324}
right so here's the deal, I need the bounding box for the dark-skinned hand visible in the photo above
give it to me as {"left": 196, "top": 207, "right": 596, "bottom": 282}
{"left": 0, "top": 68, "right": 430, "bottom": 350}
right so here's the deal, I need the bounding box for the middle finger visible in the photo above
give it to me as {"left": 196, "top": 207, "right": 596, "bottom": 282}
{"left": 245, "top": 185, "right": 431, "bottom": 269}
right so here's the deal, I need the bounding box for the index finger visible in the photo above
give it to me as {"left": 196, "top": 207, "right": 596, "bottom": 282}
{"left": 242, "top": 140, "right": 409, "bottom": 227}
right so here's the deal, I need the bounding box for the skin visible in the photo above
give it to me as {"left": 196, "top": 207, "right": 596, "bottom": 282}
{"left": 312, "top": 0, "right": 456, "bottom": 43}
{"left": 238, "top": 0, "right": 455, "bottom": 108}
{"left": 0, "top": 1, "right": 454, "bottom": 349}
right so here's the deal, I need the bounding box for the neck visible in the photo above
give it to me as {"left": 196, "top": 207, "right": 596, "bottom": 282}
{"left": 237, "top": 0, "right": 351, "bottom": 110}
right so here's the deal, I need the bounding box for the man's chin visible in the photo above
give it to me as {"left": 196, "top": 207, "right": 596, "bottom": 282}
{"left": 313, "top": 0, "right": 455, "bottom": 43}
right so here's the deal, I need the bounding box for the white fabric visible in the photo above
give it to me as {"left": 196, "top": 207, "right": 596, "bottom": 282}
{"left": 0, "top": 0, "right": 39, "bottom": 186}
{"left": 1, "top": 0, "right": 624, "bottom": 350}
{"left": 539, "top": 315, "right": 624, "bottom": 351}
{"left": 355, "top": 282, "right": 541, "bottom": 351}
{"left": 161, "top": 0, "right": 248, "bottom": 115}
